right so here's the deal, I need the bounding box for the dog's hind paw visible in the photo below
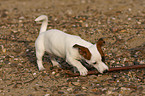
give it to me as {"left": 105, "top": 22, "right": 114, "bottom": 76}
{"left": 38, "top": 66, "right": 45, "bottom": 71}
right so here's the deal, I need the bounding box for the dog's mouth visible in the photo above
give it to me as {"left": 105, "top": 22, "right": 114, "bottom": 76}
{"left": 79, "top": 60, "right": 97, "bottom": 71}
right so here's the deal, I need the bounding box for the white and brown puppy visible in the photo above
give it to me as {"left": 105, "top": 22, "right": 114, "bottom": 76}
{"left": 35, "top": 15, "right": 108, "bottom": 76}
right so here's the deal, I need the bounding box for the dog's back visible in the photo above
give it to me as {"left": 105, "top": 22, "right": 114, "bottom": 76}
{"left": 37, "top": 29, "right": 92, "bottom": 58}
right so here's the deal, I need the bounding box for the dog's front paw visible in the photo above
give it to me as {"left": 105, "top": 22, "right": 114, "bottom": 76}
{"left": 78, "top": 67, "right": 88, "bottom": 76}
{"left": 94, "top": 62, "right": 108, "bottom": 73}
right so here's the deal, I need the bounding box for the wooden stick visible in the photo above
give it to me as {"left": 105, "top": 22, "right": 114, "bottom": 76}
{"left": 66, "top": 64, "right": 145, "bottom": 77}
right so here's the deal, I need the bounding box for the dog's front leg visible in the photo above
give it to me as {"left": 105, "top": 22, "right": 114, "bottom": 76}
{"left": 66, "top": 57, "right": 88, "bottom": 76}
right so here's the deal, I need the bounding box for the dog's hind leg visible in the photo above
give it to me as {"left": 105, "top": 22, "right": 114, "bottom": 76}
{"left": 50, "top": 58, "right": 60, "bottom": 67}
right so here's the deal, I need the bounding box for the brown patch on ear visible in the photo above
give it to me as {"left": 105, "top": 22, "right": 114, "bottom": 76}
{"left": 73, "top": 44, "right": 92, "bottom": 60}
{"left": 97, "top": 38, "right": 105, "bottom": 62}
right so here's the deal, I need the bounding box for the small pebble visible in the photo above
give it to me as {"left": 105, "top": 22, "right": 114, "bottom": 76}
{"left": 128, "top": 8, "right": 132, "bottom": 11}
{"left": 128, "top": 18, "right": 131, "bottom": 20}
{"left": 140, "top": 60, "right": 145, "bottom": 64}
{"left": 117, "top": 80, "right": 119, "bottom": 82}
{"left": 137, "top": 22, "right": 141, "bottom": 24}
{"left": 19, "top": 16, "right": 25, "bottom": 20}
{"left": 33, "top": 73, "right": 36, "bottom": 75}
{"left": 52, "top": 71, "right": 56, "bottom": 75}
{"left": 55, "top": 73, "right": 60, "bottom": 77}
{"left": 85, "top": 23, "right": 88, "bottom": 27}
{"left": 12, "top": 30, "right": 18, "bottom": 33}
{"left": 82, "top": 87, "right": 87, "bottom": 90}
{"left": 111, "top": 17, "right": 116, "bottom": 20}
{"left": 67, "top": 88, "right": 73, "bottom": 92}
{"left": 1, "top": 45, "right": 6, "bottom": 53}
{"left": 72, "top": 82, "right": 80, "bottom": 86}
{"left": 110, "top": 60, "right": 115, "bottom": 64}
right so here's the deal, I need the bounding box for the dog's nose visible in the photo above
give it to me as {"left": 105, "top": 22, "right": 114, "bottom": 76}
{"left": 103, "top": 69, "right": 108, "bottom": 73}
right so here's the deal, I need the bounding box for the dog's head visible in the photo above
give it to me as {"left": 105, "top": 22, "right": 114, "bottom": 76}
{"left": 73, "top": 38, "right": 108, "bottom": 73}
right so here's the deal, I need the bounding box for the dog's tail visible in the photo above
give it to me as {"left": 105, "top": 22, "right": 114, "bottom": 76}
{"left": 35, "top": 15, "right": 48, "bottom": 33}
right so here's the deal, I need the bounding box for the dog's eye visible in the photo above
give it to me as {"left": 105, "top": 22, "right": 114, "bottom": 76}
{"left": 93, "top": 62, "right": 97, "bottom": 64}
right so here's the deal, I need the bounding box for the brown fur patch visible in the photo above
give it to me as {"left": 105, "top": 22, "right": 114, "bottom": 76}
{"left": 73, "top": 44, "right": 92, "bottom": 60}
{"left": 97, "top": 38, "right": 105, "bottom": 62}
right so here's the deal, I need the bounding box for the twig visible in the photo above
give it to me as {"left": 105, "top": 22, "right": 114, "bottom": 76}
{"left": 66, "top": 64, "right": 145, "bottom": 77}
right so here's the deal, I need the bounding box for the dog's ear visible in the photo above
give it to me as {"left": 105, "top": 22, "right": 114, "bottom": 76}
{"left": 73, "top": 44, "right": 92, "bottom": 60}
{"left": 97, "top": 38, "right": 105, "bottom": 47}
{"left": 96, "top": 38, "right": 105, "bottom": 62}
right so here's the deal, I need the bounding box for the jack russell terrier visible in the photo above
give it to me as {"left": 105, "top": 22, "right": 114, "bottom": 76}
{"left": 35, "top": 15, "right": 109, "bottom": 76}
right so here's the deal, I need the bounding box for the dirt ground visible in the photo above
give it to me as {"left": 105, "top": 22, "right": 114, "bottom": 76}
{"left": 0, "top": 0, "right": 145, "bottom": 96}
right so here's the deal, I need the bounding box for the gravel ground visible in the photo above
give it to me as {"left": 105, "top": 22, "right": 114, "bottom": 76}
{"left": 0, "top": 0, "right": 145, "bottom": 96}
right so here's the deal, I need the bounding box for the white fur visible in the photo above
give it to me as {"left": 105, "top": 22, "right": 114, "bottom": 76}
{"left": 35, "top": 15, "right": 108, "bottom": 76}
